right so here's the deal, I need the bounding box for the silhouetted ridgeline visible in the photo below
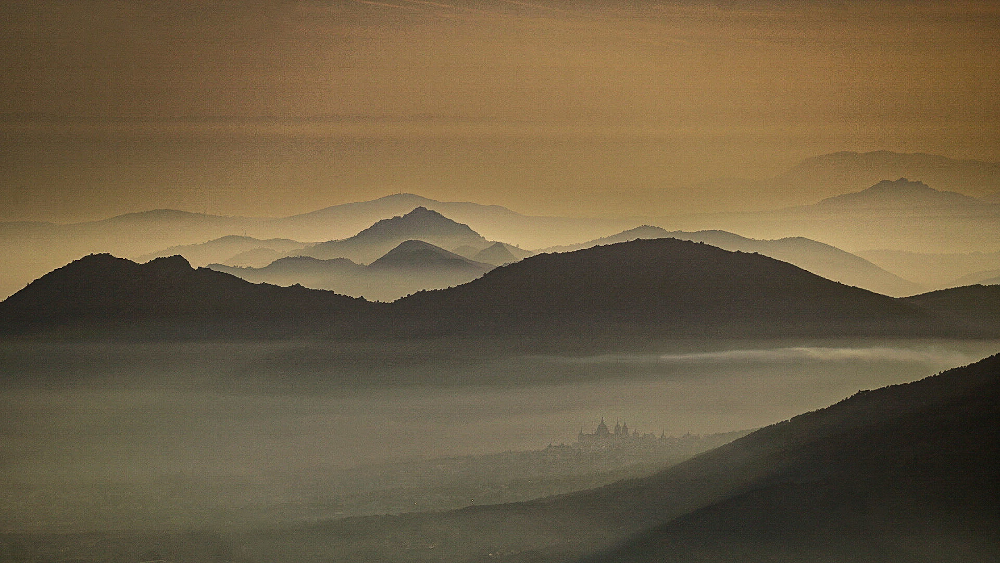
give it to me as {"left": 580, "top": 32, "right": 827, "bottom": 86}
{"left": 389, "top": 238, "right": 941, "bottom": 339}
{"left": 0, "top": 238, "right": 996, "bottom": 342}
{"left": 0, "top": 253, "right": 379, "bottom": 339}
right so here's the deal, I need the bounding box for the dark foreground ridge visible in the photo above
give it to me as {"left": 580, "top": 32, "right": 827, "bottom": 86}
{"left": 0, "top": 238, "right": 996, "bottom": 342}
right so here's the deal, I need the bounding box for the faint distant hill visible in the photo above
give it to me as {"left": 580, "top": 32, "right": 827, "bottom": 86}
{"left": 543, "top": 226, "right": 922, "bottom": 297}
{"left": 0, "top": 254, "right": 375, "bottom": 338}
{"left": 210, "top": 240, "right": 493, "bottom": 302}
{"left": 468, "top": 241, "right": 533, "bottom": 266}
{"left": 137, "top": 235, "right": 308, "bottom": 267}
{"left": 293, "top": 207, "right": 491, "bottom": 264}
{"left": 666, "top": 178, "right": 1000, "bottom": 254}
{"left": 857, "top": 249, "right": 1000, "bottom": 290}
{"left": 236, "top": 352, "right": 1000, "bottom": 563}
{"left": 975, "top": 273, "right": 1000, "bottom": 285}
{"left": 948, "top": 268, "right": 1000, "bottom": 287}
{"left": 209, "top": 256, "right": 368, "bottom": 293}
{"left": 812, "top": 177, "right": 989, "bottom": 211}
{"left": 773, "top": 150, "right": 1000, "bottom": 200}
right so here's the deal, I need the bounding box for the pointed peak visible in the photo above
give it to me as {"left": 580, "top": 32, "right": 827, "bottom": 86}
{"left": 404, "top": 206, "right": 441, "bottom": 216}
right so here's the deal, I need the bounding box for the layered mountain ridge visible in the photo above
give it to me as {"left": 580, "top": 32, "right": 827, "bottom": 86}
{"left": 3, "top": 238, "right": 995, "bottom": 343}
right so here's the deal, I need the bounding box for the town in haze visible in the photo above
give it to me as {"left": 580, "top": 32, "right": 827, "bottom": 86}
{"left": 1, "top": 1, "right": 999, "bottom": 562}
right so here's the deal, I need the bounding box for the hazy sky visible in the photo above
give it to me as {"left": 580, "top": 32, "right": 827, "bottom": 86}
{"left": 3, "top": 0, "right": 1000, "bottom": 221}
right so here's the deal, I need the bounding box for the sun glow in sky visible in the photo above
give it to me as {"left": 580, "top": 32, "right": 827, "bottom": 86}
{"left": 3, "top": 0, "right": 1000, "bottom": 220}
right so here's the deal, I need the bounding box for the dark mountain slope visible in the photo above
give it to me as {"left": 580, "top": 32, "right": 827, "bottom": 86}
{"left": 903, "top": 284, "right": 1000, "bottom": 335}
{"left": 581, "top": 353, "right": 1000, "bottom": 563}
{"left": 3, "top": 239, "right": 992, "bottom": 342}
{"left": 296, "top": 207, "right": 490, "bottom": 263}
{"left": 0, "top": 254, "right": 376, "bottom": 338}
{"left": 543, "top": 226, "right": 921, "bottom": 296}
{"left": 237, "top": 353, "right": 1000, "bottom": 563}
{"left": 390, "top": 238, "right": 938, "bottom": 340}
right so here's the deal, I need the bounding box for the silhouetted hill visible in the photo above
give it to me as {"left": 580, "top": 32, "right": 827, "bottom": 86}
{"left": 369, "top": 239, "right": 492, "bottom": 272}
{"left": 137, "top": 235, "right": 308, "bottom": 267}
{"left": 389, "top": 238, "right": 942, "bottom": 341}
{"left": 296, "top": 207, "right": 491, "bottom": 264}
{"left": 235, "top": 352, "right": 1000, "bottom": 563}
{"left": 0, "top": 254, "right": 375, "bottom": 338}
{"left": 578, "top": 352, "right": 1000, "bottom": 563}
{"left": 902, "top": 284, "right": 1000, "bottom": 335}
{"left": 0, "top": 210, "right": 264, "bottom": 300}
{"left": 543, "top": 227, "right": 921, "bottom": 296}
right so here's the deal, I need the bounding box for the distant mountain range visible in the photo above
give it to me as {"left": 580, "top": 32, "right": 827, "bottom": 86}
{"left": 6, "top": 238, "right": 997, "bottom": 343}
{"left": 4, "top": 165, "right": 1000, "bottom": 301}
{"left": 668, "top": 178, "right": 1000, "bottom": 254}
{"left": 541, "top": 225, "right": 921, "bottom": 297}
{"left": 233, "top": 351, "right": 1000, "bottom": 563}
{"left": 210, "top": 240, "right": 494, "bottom": 302}
{"left": 133, "top": 211, "right": 921, "bottom": 298}
{"left": 0, "top": 196, "right": 616, "bottom": 300}
{"left": 137, "top": 235, "right": 308, "bottom": 267}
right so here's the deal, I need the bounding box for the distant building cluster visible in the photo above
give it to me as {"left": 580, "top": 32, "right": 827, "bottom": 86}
{"left": 577, "top": 417, "right": 664, "bottom": 445}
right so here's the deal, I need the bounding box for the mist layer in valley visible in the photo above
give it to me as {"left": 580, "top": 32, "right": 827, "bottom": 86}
{"left": 1, "top": 338, "right": 994, "bottom": 534}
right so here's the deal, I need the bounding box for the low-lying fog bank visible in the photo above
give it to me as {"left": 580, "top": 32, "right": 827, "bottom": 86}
{"left": 1, "top": 338, "right": 996, "bottom": 533}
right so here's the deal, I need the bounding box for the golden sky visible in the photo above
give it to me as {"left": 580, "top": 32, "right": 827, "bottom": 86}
{"left": 2, "top": 0, "right": 999, "bottom": 221}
